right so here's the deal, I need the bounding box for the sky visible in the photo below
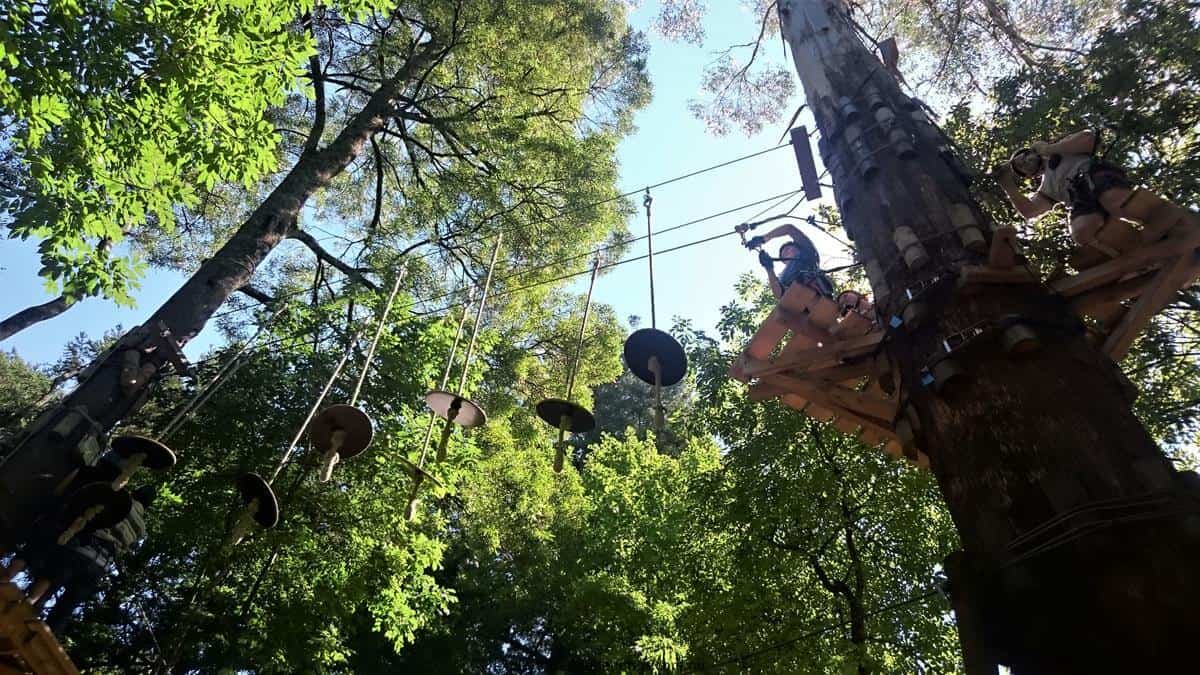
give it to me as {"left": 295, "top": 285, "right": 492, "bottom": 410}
{"left": 0, "top": 2, "right": 846, "bottom": 367}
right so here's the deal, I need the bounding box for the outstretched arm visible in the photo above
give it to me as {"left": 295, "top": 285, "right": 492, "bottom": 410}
{"left": 759, "top": 223, "right": 804, "bottom": 243}
{"left": 994, "top": 164, "right": 1055, "bottom": 220}
{"left": 1034, "top": 130, "right": 1097, "bottom": 157}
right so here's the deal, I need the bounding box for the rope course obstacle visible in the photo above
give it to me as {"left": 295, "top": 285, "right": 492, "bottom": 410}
{"left": 536, "top": 257, "right": 601, "bottom": 473}
{"left": 405, "top": 233, "right": 503, "bottom": 520}
{"left": 623, "top": 189, "right": 688, "bottom": 433}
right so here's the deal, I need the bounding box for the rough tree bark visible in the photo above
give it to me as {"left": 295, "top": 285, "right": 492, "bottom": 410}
{"left": 777, "top": 0, "right": 1200, "bottom": 672}
{"left": 0, "top": 35, "right": 449, "bottom": 546}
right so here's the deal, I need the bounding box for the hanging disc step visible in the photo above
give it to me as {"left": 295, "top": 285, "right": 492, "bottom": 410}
{"left": 535, "top": 399, "right": 596, "bottom": 434}
{"left": 425, "top": 390, "right": 488, "bottom": 428}
{"left": 111, "top": 435, "right": 177, "bottom": 471}
{"left": 235, "top": 473, "right": 279, "bottom": 529}
{"left": 309, "top": 404, "right": 374, "bottom": 459}
{"left": 623, "top": 328, "right": 687, "bottom": 386}
{"left": 62, "top": 483, "right": 132, "bottom": 535}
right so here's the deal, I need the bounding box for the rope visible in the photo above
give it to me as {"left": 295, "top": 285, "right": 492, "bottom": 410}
{"left": 454, "top": 232, "right": 503, "bottom": 396}
{"left": 564, "top": 257, "right": 601, "bottom": 403}
{"left": 210, "top": 145, "right": 793, "bottom": 323}
{"left": 416, "top": 287, "right": 474, "bottom": 468}
{"left": 159, "top": 307, "right": 286, "bottom": 441}
{"left": 348, "top": 270, "right": 406, "bottom": 406}
{"left": 644, "top": 189, "right": 658, "bottom": 330}
{"left": 268, "top": 324, "right": 366, "bottom": 484}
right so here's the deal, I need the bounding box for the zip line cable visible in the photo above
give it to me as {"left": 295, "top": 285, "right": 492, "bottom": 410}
{"left": 188, "top": 218, "right": 758, "bottom": 372}
{"left": 190, "top": 188, "right": 809, "bottom": 371}
{"left": 210, "top": 144, "right": 793, "bottom": 322}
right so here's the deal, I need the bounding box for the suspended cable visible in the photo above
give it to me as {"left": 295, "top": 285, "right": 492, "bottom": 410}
{"left": 210, "top": 144, "right": 794, "bottom": 323}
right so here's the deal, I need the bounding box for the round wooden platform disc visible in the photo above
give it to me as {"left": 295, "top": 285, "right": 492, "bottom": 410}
{"left": 424, "top": 390, "right": 488, "bottom": 428}
{"left": 236, "top": 472, "right": 279, "bottom": 528}
{"left": 623, "top": 328, "right": 687, "bottom": 386}
{"left": 111, "top": 435, "right": 177, "bottom": 470}
{"left": 535, "top": 398, "right": 596, "bottom": 433}
{"left": 309, "top": 404, "right": 375, "bottom": 458}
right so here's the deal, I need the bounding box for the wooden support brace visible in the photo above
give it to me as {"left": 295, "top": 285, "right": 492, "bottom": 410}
{"left": 1103, "top": 250, "right": 1200, "bottom": 361}
{"left": 765, "top": 373, "right": 897, "bottom": 422}
{"left": 987, "top": 227, "right": 1018, "bottom": 269}
{"left": 956, "top": 265, "right": 1036, "bottom": 290}
{"left": 741, "top": 331, "right": 886, "bottom": 379}
{"left": 1051, "top": 226, "right": 1200, "bottom": 298}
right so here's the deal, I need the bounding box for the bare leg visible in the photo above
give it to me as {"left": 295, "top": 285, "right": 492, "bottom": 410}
{"left": 1070, "top": 213, "right": 1111, "bottom": 255}
{"left": 1099, "top": 187, "right": 1136, "bottom": 220}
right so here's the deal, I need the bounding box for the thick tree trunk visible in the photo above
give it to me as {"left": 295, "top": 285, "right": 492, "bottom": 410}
{"left": 0, "top": 41, "right": 445, "bottom": 546}
{"left": 0, "top": 295, "right": 72, "bottom": 342}
{"left": 778, "top": 1, "right": 1200, "bottom": 672}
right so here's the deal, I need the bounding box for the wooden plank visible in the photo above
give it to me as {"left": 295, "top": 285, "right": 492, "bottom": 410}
{"left": 745, "top": 309, "right": 790, "bottom": 361}
{"left": 790, "top": 126, "right": 823, "bottom": 201}
{"left": 779, "top": 283, "right": 840, "bottom": 330}
{"left": 742, "top": 331, "right": 886, "bottom": 379}
{"left": 988, "top": 226, "right": 1018, "bottom": 269}
{"left": 766, "top": 373, "right": 898, "bottom": 422}
{"left": 775, "top": 308, "right": 833, "bottom": 345}
{"left": 957, "top": 265, "right": 1036, "bottom": 288}
{"left": 831, "top": 310, "right": 874, "bottom": 338}
{"left": 1069, "top": 271, "right": 1157, "bottom": 315}
{"left": 1051, "top": 227, "right": 1200, "bottom": 298}
{"left": 1103, "top": 251, "right": 1200, "bottom": 360}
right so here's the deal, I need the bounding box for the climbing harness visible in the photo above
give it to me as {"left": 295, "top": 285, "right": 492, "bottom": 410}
{"left": 535, "top": 256, "right": 601, "bottom": 473}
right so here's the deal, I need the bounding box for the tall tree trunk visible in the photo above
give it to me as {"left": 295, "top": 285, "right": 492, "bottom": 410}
{"left": 0, "top": 39, "right": 446, "bottom": 546}
{"left": 777, "top": 1, "right": 1200, "bottom": 672}
{"left": 0, "top": 295, "right": 72, "bottom": 342}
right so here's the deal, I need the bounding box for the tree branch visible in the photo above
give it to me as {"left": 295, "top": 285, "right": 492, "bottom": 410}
{"left": 288, "top": 229, "right": 381, "bottom": 292}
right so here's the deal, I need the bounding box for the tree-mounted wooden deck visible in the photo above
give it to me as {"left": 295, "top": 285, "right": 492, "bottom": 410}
{"left": 0, "top": 582, "right": 78, "bottom": 674}
{"left": 731, "top": 190, "right": 1200, "bottom": 469}
{"left": 729, "top": 283, "right": 929, "bottom": 468}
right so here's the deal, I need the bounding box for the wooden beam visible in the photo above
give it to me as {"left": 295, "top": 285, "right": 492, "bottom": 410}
{"left": 1051, "top": 227, "right": 1200, "bottom": 298}
{"left": 957, "top": 265, "right": 1036, "bottom": 289}
{"left": 988, "top": 227, "right": 1018, "bottom": 269}
{"left": 1103, "top": 251, "right": 1200, "bottom": 360}
{"left": 742, "top": 331, "right": 886, "bottom": 379}
{"left": 766, "top": 372, "right": 897, "bottom": 421}
{"left": 1069, "top": 272, "right": 1157, "bottom": 315}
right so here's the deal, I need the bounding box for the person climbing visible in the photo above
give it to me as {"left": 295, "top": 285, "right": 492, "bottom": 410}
{"left": 40, "top": 484, "right": 156, "bottom": 632}
{"left": 993, "top": 129, "right": 1138, "bottom": 256}
{"left": 740, "top": 223, "right": 834, "bottom": 299}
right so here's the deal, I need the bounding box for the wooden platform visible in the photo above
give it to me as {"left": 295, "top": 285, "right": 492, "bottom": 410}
{"left": 1048, "top": 208, "right": 1200, "bottom": 361}
{"left": 731, "top": 201, "right": 1200, "bottom": 469}
{"left": 730, "top": 283, "right": 929, "bottom": 468}
{"left": 0, "top": 583, "right": 78, "bottom": 674}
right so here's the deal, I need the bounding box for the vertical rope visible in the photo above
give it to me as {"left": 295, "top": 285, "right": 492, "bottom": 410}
{"left": 158, "top": 307, "right": 286, "bottom": 441}
{"left": 416, "top": 286, "right": 474, "bottom": 467}
{"left": 644, "top": 189, "right": 657, "bottom": 329}
{"left": 268, "top": 324, "right": 365, "bottom": 484}
{"left": 349, "top": 270, "right": 406, "bottom": 406}
{"left": 564, "top": 257, "right": 601, "bottom": 402}
{"left": 454, "top": 232, "right": 504, "bottom": 396}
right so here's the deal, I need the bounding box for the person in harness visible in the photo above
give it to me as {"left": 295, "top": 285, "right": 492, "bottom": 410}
{"left": 741, "top": 223, "right": 835, "bottom": 300}
{"left": 993, "top": 129, "right": 1136, "bottom": 256}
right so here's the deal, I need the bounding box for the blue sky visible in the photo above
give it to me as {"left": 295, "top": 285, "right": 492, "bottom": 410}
{"left": 0, "top": 2, "right": 845, "bottom": 366}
